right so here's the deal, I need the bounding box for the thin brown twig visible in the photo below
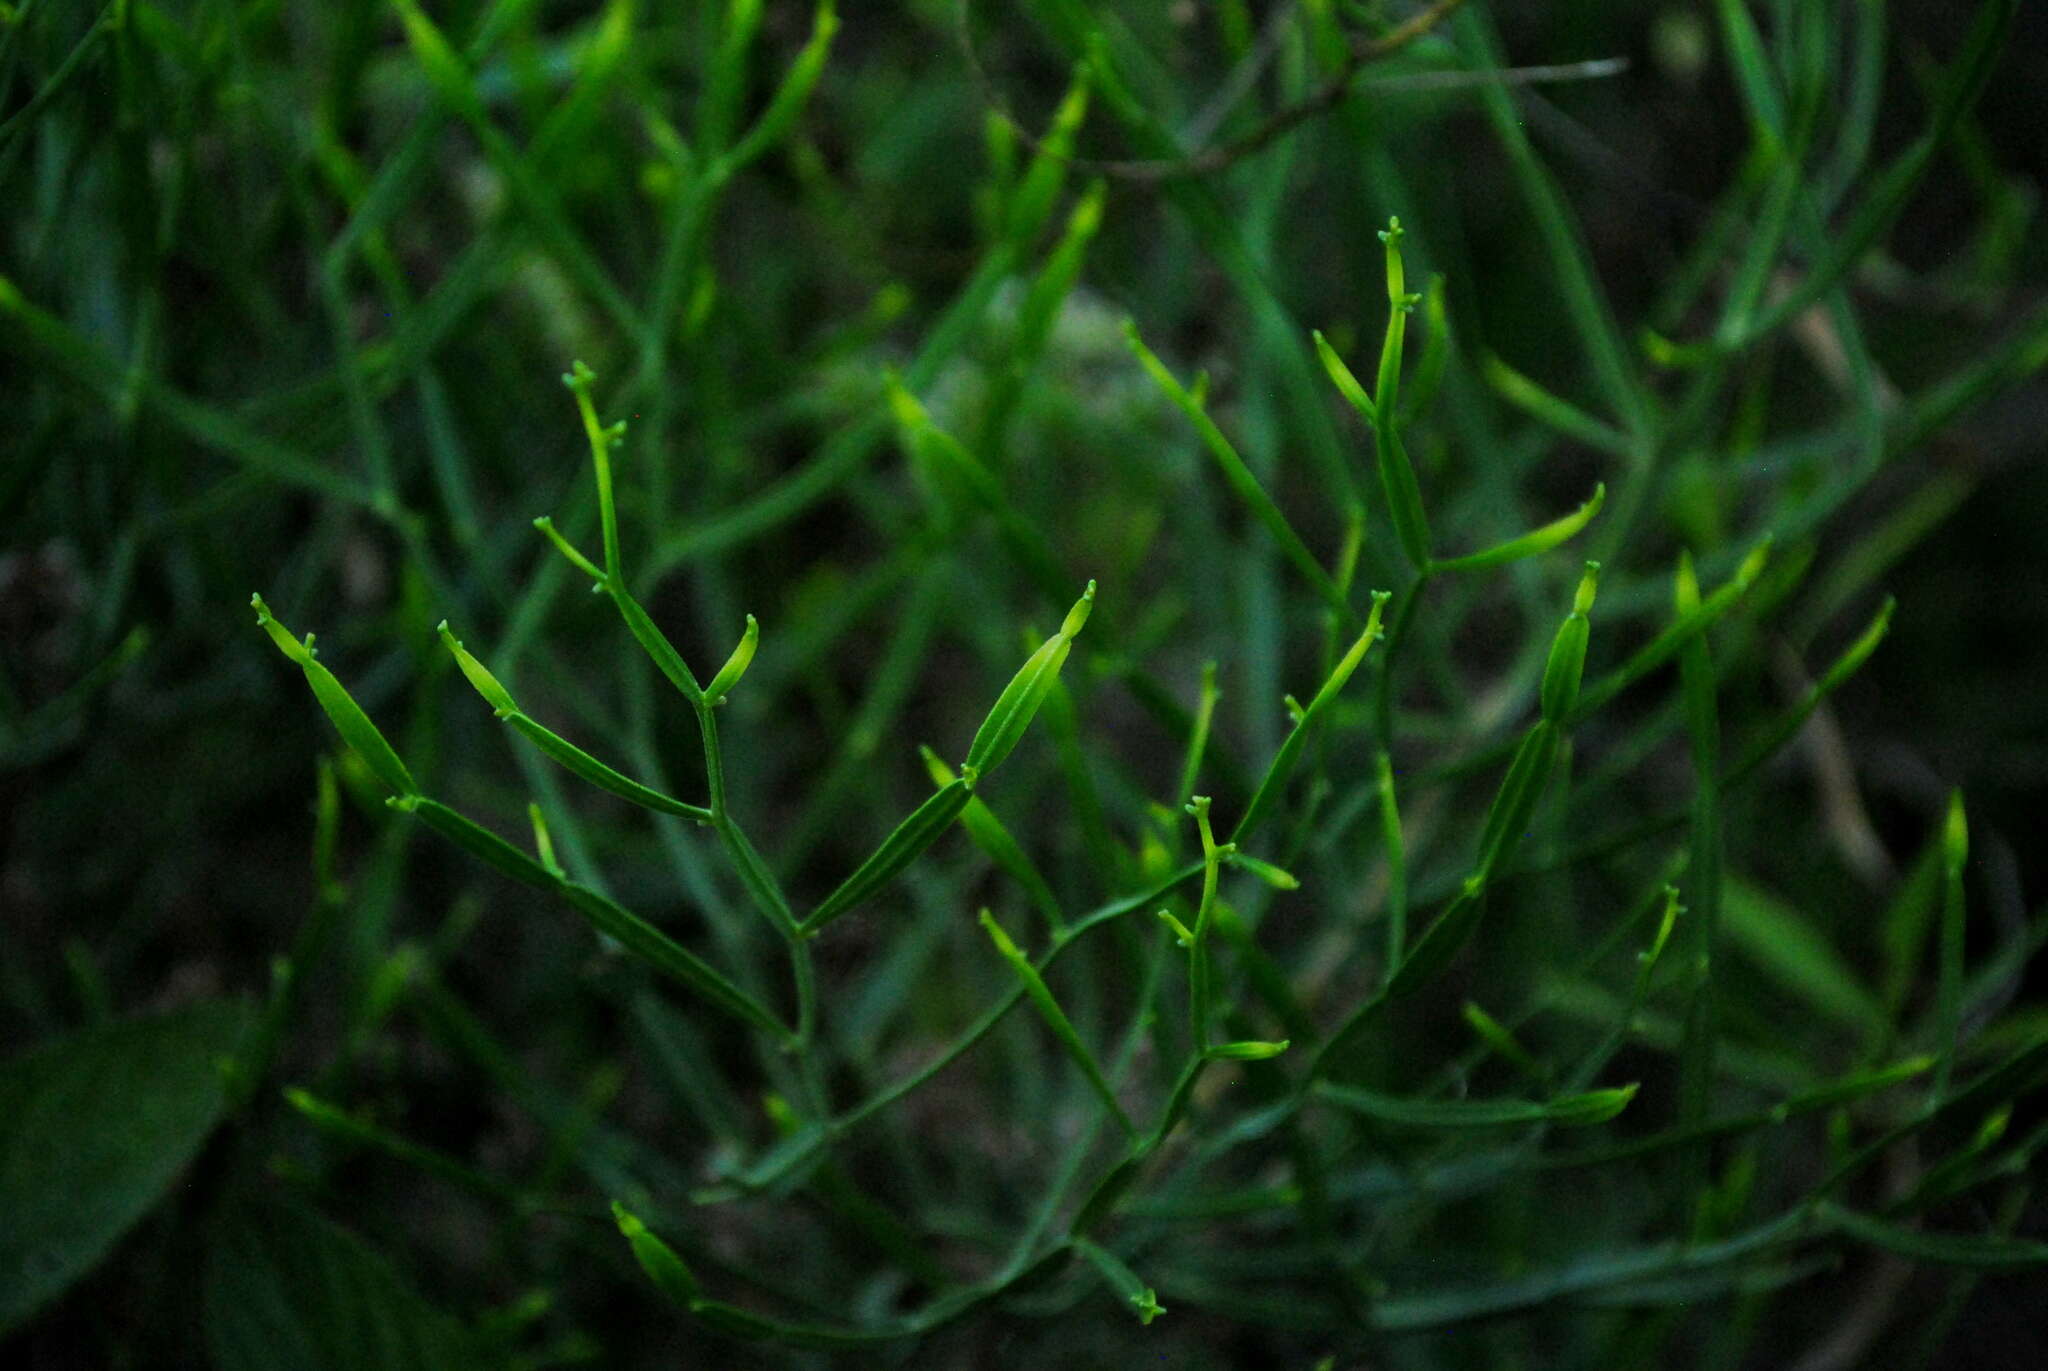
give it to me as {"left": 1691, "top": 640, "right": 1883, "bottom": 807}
{"left": 958, "top": 0, "right": 1472, "bottom": 184}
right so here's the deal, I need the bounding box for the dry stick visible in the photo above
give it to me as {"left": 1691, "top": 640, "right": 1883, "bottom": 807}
{"left": 957, "top": 0, "right": 1472, "bottom": 184}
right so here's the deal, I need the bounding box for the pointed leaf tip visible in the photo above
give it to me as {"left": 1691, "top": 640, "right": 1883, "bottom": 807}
{"left": 1061, "top": 581, "right": 1097, "bottom": 637}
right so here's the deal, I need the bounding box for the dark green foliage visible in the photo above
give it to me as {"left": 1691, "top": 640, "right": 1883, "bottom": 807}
{"left": 0, "top": 1000, "right": 251, "bottom": 1330}
{"left": 5, "top": 1, "right": 2047, "bottom": 1367}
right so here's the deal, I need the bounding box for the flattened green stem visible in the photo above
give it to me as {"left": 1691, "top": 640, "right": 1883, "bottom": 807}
{"left": 980, "top": 909, "right": 1137, "bottom": 1140}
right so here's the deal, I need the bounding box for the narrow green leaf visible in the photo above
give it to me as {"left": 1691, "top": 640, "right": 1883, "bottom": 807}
{"left": 1225, "top": 850, "right": 1299, "bottom": 890}
{"left": 1722, "top": 877, "right": 1888, "bottom": 1042}
{"left": 1204, "top": 1039, "right": 1291, "bottom": 1061}
{"left": 923, "top": 747, "right": 1064, "bottom": 931}
{"left": 1721, "top": 0, "right": 2020, "bottom": 349}
{"left": 1002, "top": 71, "right": 1091, "bottom": 245}
{"left": 1313, "top": 329, "right": 1375, "bottom": 425}
{"left": 501, "top": 714, "right": 713, "bottom": 822}
{"left": 1480, "top": 353, "right": 1632, "bottom": 456}
{"left": 609, "top": 588, "right": 706, "bottom": 705}
{"left": 1729, "top": 597, "right": 1894, "bottom": 786}
{"left": 1378, "top": 750, "right": 1409, "bottom": 971}
{"left": 1542, "top": 1057, "right": 1936, "bottom": 1171}
{"left": 1128, "top": 322, "right": 1356, "bottom": 620}
{"left": 980, "top": 910, "right": 1135, "bottom": 1139}
{"left": 715, "top": 1, "right": 839, "bottom": 177}
{"left": 1820, "top": 1202, "right": 2048, "bottom": 1270}
{"left": 1176, "top": 660, "right": 1219, "bottom": 807}
{"left": 1232, "top": 590, "right": 1390, "bottom": 843}
{"left": 1371, "top": 217, "right": 1433, "bottom": 570}
{"left": 399, "top": 797, "right": 556, "bottom": 890}
{"left": 1434, "top": 487, "right": 1608, "bottom": 575}
{"left": 1539, "top": 562, "right": 1601, "bottom": 722}
{"left": 396, "top": 799, "right": 785, "bottom": 1037}
{"left": 438, "top": 623, "right": 712, "bottom": 821}
{"left": 1399, "top": 274, "right": 1452, "bottom": 425}
{"left": 1386, "top": 879, "right": 1487, "bottom": 1002}
{"left": 962, "top": 582, "right": 1094, "bottom": 777}
{"left": 558, "top": 883, "right": 789, "bottom": 1038}
{"left": 1314, "top": 1080, "right": 1638, "bottom": 1129}
{"left": 1571, "top": 537, "right": 1772, "bottom": 721}
{"left": 435, "top": 621, "right": 514, "bottom": 713}
{"left": 704, "top": 614, "right": 759, "bottom": 702}
{"left": 252, "top": 596, "right": 416, "bottom": 796}
{"left": 801, "top": 778, "right": 972, "bottom": 935}
{"left": 1476, "top": 721, "right": 1561, "bottom": 878}
{"left": 1937, "top": 790, "right": 1970, "bottom": 1096}
{"left": 612, "top": 1203, "right": 703, "bottom": 1306}
{"left": 562, "top": 360, "right": 625, "bottom": 579}
{"left": 387, "top": 0, "right": 487, "bottom": 124}
{"left": 531, "top": 515, "right": 605, "bottom": 584}
{"left": 1462, "top": 1001, "right": 1545, "bottom": 1083}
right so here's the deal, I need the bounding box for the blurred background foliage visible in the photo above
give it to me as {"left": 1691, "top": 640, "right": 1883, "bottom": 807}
{"left": 3, "top": 0, "right": 2047, "bottom": 1366}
